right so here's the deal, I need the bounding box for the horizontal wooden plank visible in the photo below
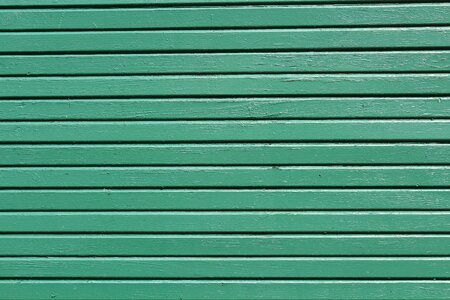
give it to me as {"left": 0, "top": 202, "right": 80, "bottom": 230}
{"left": 0, "top": 1, "right": 440, "bottom": 7}
{"left": 1, "top": 144, "right": 449, "bottom": 165}
{"left": 1, "top": 98, "right": 449, "bottom": 120}
{"left": 2, "top": 4, "right": 449, "bottom": 30}
{"left": 0, "top": 212, "right": 449, "bottom": 233}
{"left": 1, "top": 189, "right": 449, "bottom": 210}
{"left": 1, "top": 257, "right": 449, "bottom": 278}
{"left": 1, "top": 234, "right": 449, "bottom": 256}
{"left": 1, "top": 52, "right": 449, "bottom": 75}
{"left": 1, "top": 121, "right": 449, "bottom": 142}
{"left": 0, "top": 166, "right": 448, "bottom": 188}
{"left": 1, "top": 74, "right": 449, "bottom": 98}
{"left": 1, "top": 28, "right": 449, "bottom": 53}
{"left": 1, "top": 280, "right": 449, "bottom": 300}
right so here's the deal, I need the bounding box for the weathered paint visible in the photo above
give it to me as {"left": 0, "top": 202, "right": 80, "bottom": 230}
{"left": 2, "top": 4, "right": 450, "bottom": 30}
{"left": 1, "top": 28, "right": 450, "bottom": 53}
{"left": 1, "top": 1, "right": 449, "bottom": 299}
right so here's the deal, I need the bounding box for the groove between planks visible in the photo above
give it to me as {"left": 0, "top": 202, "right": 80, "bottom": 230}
{"left": 1, "top": 0, "right": 448, "bottom": 7}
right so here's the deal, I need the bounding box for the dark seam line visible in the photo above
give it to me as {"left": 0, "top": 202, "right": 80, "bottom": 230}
{"left": 1, "top": 0, "right": 450, "bottom": 9}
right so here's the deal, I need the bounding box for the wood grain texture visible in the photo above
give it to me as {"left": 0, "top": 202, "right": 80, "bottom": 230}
{"left": 1, "top": 257, "right": 449, "bottom": 278}
{"left": 1, "top": 280, "right": 449, "bottom": 300}
{"left": 0, "top": 166, "right": 448, "bottom": 188}
{"left": 2, "top": 1, "right": 450, "bottom": 296}
{"left": 1, "top": 144, "right": 449, "bottom": 165}
{"left": 1, "top": 234, "right": 449, "bottom": 256}
{"left": 2, "top": 4, "right": 449, "bottom": 30}
{"left": 2, "top": 52, "right": 449, "bottom": 75}
{"left": 1, "top": 28, "right": 449, "bottom": 53}
{"left": 2, "top": 74, "right": 449, "bottom": 97}
{"left": 0, "top": 0, "right": 443, "bottom": 6}
{"left": 1, "top": 97, "right": 449, "bottom": 120}
{"left": 1, "top": 189, "right": 449, "bottom": 211}
{"left": 0, "top": 212, "right": 449, "bottom": 233}
{"left": 1, "top": 121, "right": 448, "bottom": 142}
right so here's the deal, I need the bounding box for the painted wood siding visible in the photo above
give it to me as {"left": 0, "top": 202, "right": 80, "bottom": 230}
{"left": 1, "top": 1, "right": 449, "bottom": 299}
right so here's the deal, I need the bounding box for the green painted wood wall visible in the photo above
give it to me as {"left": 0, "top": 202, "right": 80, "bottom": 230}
{"left": 1, "top": 0, "right": 450, "bottom": 299}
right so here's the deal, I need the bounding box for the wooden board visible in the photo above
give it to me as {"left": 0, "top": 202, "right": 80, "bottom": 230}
{"left": 1, "top": 28, "right": 449, "bottom": 53}
{"left": 0, "top": 166, "right": 449, "bottom": 187}
{"left": 1, "top": 74, "right": 449, "bottom": 97}
{"left": 1, "top": 98, "right": 449, "bottom": 120}
{"left": 1, "top": 234, "right": 449, "bottom": 256}
{"left": 0, "top": 280, "right": 449, "bottom": 300}
{"left": 1, "top": 144, "right": 449, "bottom": 165}
{"left": 1, "top": 189, "right": 449, "bottom": 210}
{"left": 2, "top": 4, "right": 450, "bottom": 30}
{"left": 0, "top": 212, "right": 449, "bottom": 233}
{"left": 1, "top": 257, "right": 450, "bottom": 278}
{"left": 0, "top": 0, "right": 445, "bottom": 6}
{"left": 1, "top": 121, "right": 449, "bottom": 142}
{"left": 2, "top": 52, "right": 449, "bottom": 75}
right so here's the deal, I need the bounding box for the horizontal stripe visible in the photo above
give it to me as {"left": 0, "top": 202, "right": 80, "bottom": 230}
{"left": 1, "top": 280, "right": 449, "bottom": 300}
{"left": 1, "top": 234, "right": 449, "bottom": 256}
{"left": 1, "top": 74, "right": 449, "bottom": 97}
{"left": 1, "top": 257, "right": 449, "bottom": 278}
{"left": 0, "top": 212, "right": 448, "bottom": 233}
{"left": 0, "top": 166, "right": 448, "bottom": 188}
{"left": 1, "top": 189, "right": 449, "bottom": 210}
{"left": 1, "top": 121, "right": 449, "bottom": 142}
{"left": 2, "top": 144, "right": 450, "bottom": 165}
{"left": 1, "top": 28, "right": 449, "bottom": 53}
{"left": 2, "top": 4, "right": 449, "bottom": 30}
{"left": 0, "top": 0, "right": 440, "bottom": 7}
{"left": 1, "top": 52, "right": 449, "bottom": 75}
{"left": 1, "top": 98, "right": 449, "bottom": 120}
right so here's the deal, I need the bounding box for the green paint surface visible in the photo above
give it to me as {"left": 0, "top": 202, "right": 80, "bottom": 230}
{"left": 1, "top": 1, "right": 449, "bottom": 299}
